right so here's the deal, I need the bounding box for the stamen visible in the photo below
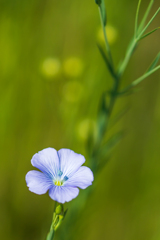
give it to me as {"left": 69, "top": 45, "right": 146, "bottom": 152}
{"left": 54, "top": 180, "right": 63, "bottom": 186}
{"left": 63, "top": 176, "right": 68, "bottom": 181}
{"left": 54, "top": 175, "right": 68, "bottom": 186}
{"left": 58, "top": 170, "right": 63, "bottom": 177}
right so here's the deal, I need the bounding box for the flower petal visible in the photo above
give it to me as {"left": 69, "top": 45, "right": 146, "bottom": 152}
{"left": 64, "top": 166, "right": 94, "bottom": 189}
{"left": 49, "top": 186, "right": 79, "bottom": 203}
{"left": 25, "top": 170, "right": 53, "bottom": 194}
{"left": 31, "top": 148, "right": 59, "bottom": 179}
{"left": 58, "top": 148, "right": 85, "bottom": 178}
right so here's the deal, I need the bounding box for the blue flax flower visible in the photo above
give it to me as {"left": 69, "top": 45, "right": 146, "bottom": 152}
{"left": 25, "top": 148, "right": 94, "bottom": 203}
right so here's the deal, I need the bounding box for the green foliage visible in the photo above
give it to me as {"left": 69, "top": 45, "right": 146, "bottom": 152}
{"left": 91, "top": 0, "right": 160, "bottom": 194}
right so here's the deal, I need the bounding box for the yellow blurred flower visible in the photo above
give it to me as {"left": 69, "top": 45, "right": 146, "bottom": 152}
{"left": 97, "top": 25, "right": 118, "bottom": 45}
{"left": 63, "top": 81, "right": 83, "bottom": 102}
{"left": 63, "top": 57, "right": 83, "bottom": 77}
{"left": 76, "top": 119, "right": 96, "bottom": 141}
{"left": 41, "top": 58, "right": 61, "bottom": 79}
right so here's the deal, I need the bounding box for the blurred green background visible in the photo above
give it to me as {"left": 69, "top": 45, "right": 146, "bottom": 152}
{"left": 0, "top": 0, "right": 160, "bottom": 239}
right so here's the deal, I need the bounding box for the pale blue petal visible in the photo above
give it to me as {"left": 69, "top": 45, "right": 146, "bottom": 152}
{"left": 25, "top": 170, "right": 53, "bottom": 194}
{"left": 64, "top": 166, "right": 94, "bottom": 189}
{"left": 31, "top": 148, "right": 59, "bottom": 179}
{"left": 58, "top": 149, "right": 85, "bottom": 178}
{"left": 49, "top": 185, "right": 79, "bottom": 203}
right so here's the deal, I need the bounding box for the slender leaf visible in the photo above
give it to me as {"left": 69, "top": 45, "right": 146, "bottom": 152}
{"left": 98, "top": 1, "right": 114, "bottom": 71}
{"left": 95, "top": 92, "right": 110, "bottom": 146}
{"left": 117, "top": 87, "right": 140, "bottom": 96}
{"left": 147, "top": 52, "right": 160, "bottom": 72}
{"left": 138, "top": 27, "right": 160, "bottom": 41}
{"left": 120, "top": 65, "right": 160, "bottom": 93}
{"left": 97, "top": 43, "right": 115, "bottom": 79}
{"left": 138, "top": 0, "right": 154, "bottom": 33}
{"left": 135, "top": 0, "right": 142, "bottom": 37}
{"left": 131, "top": 65, "right": 160, "bottom": 87}
{"left": 138, "top": 7, "right": 160, "bottom": 39}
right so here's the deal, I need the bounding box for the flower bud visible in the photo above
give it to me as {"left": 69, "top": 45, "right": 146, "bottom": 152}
{"left": 95, "top": 0, "right": 101, "bottom": 6}
{"left": 55, "top": 204, "right": 63, "bottom": 215}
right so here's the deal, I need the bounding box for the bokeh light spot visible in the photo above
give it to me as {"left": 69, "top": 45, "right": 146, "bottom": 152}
{"left": 41, "top": 57, "right": 61, "bottom": 79}
{"left": 97, "top": 25, "right": 118, "bottom": 45}
{"left": 63, "top": 57, "right": 83, "bottom": 77}
{"left": 77, "top": 119, "right": 96, "bottom": 141}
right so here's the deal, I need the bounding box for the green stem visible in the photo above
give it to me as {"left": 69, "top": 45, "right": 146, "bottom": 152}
{"left": 135, "top": 0, "right": 142, "bottom": 38}
{"left": 46, "top": 229, "right": 55, "bottom": 240}
{"left": 46, "top": 202, "right": 61, "bottom": 240}
{"left": 118, "top": 38, "right": 137, "bottom": 77}
{"left": 92, "top": 72, "right": 120, "bottom": 160}
{"left": 46, "top": 203, "right": 57, "bottom": 240}
{"left": 91, "top": 4, "right": 121, "bottom": 159}
{"left": 98, "top": 6, "right": 114, "bottom": 73}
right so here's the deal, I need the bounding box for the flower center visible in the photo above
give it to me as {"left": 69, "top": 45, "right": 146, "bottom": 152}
{"left": 54, "top": 172, "right": 69, "bottom": 186}
{"left": 54, "top": 180, "right": 63, "bottom": 186}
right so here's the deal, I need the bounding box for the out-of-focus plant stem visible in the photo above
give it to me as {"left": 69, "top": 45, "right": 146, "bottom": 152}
{"left": 98, "top": 6, "right": 114, "bottom": 73}
{"left": 46, "top": 203, "right": 65, "bottom": 240}
{"left": 90, "top": 0, "right": 160, "bottom": 172}
{"left": 118, "top": 38, "right": 137, "bottom": 78}
{"left": 138, "top": 0, "right": 154, "bottom": 34}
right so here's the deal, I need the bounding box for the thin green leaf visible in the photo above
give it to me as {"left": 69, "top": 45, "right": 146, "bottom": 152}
{"left": 138, "top": 27, "right": 160, "bottom": 40}
{"left": 135, "top": 0, "right": 142, "bottom": 37}
{"left": 131, "top": 65, "right": 160, "bottom": 87}
{"left": 98, "top": 3, "right": 114, "bottom": 70}
{"left": 97, "top": 43, "right": 115, "bottom": 79}
{"left": 117, "top": 87, "right": 140, "bottom": 96}
{"left": 117, "top": 88, "right": 136, "bottom": 97}
{"left": 147, "top": 52, "right": 160, "bottom": 72}
{"left": 95, "top": 92, "right": 110, "bottom": 146}
{"left": 138, "top": 7, "right": 160, "bottom": 39}
{"left": 120, "top": 65, "right": 160, "bottom": 93}
{"left": 138, "top": 0, "right": 154, "bottom": 33}
{"left": 63, "top": 209, "right": 68, "bottom": 219}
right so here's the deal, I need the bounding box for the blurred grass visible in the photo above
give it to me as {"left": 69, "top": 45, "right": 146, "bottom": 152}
{"left": 0, "top": 0, "right": 160, "bottom": 240}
